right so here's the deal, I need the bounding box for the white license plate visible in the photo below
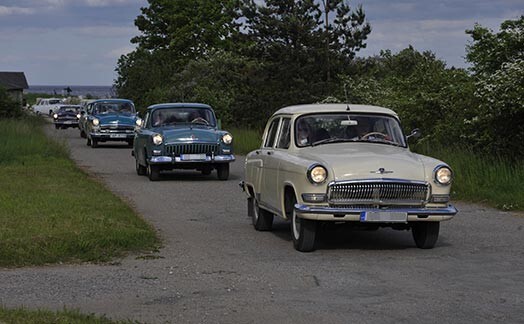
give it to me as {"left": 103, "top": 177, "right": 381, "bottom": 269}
{"left": 64, "top": 121, "right": 74, "bottom": 124}
{"left": 180, "top": 154, "right": 207, "bottom": 161}
{"left": 360, "top": 211, "right": 407, "bottom": 223}
{"left": 110, "top": 134, "right": 127, "bottom": 138}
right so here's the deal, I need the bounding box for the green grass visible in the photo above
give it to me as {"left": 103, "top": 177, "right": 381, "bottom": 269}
{"left": 229, "top": 127, "right": 262, "bottom": 155}
{"left": 415, "top": 144, "right": 524, "bottom": 211}
{"left": 0, "top": 117, "right": 160, "bottom": 267}
{"left": 228, "top": 126, "right": 523, "bottom": 211}
{"left": 0, "top": 306, "right": 135, "bottom": 324}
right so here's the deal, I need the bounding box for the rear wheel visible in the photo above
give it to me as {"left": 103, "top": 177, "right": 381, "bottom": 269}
{"left": 251, "top": 198, "right": 273, "bottom": 231}
{"left": 147, "top": 163, "right": 160, "bottom": 181}
{"left": 411, "top": 222, "right": 440, "bottom": 249}
{"left": 216, "top": 164, "right": 229, "bottom": 180}
{"left": 290, "top": 195, "right": 317, "bottom": 252}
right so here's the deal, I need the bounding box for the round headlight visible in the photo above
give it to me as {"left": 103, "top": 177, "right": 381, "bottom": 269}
{"left": 76, "top": 113, "right": 81, "bottom": 119}
{"left": 135, "top": 118, "right": 143, "bottom": 127}
{"left": 92, "top": 118, "right": 100, "bottom": 126}
{"left": 53, "top": 113, "right": 58, "bottom": 119}
{"left": 222, "top": 133, "right": 233, "bottom": 145}
{"left": 152, "top": 133, "right": 163, "bottom": 145}
{"left": 435, "top": 166, "right": 453, "bottom": 185}
{"left": 307, "top": 165, "right": 328, "bottom": 184}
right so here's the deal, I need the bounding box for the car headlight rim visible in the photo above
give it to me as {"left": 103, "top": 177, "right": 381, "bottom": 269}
{"left": 222, "top": 133, "right": 233, "bottom": 145}
{"left": 92, "top": 118, "right": 100, "bottom": 126}
{"left": 307, "top": 164, "right": 328, "bottom": 184}
{"left": 434, "top": 165, "right": 453, "bottom": 185}
{"left": 152, "top": 133, "right": 163, "bottom": 146}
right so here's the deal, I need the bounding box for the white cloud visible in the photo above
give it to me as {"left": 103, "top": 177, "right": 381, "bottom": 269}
{"left": 0, "top": 5, "right": 35, "bottom": 16}
{"left": 105, "top": 45, "right": 136, "bottom": 59}
{"left": 84, "top": 0, "right": 139, "bottom": 7}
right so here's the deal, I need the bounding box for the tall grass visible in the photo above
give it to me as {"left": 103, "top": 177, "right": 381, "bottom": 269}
{"left": 415, "top": 144, "right": 524, "bottom": 211}
{"left": 0, "top": 118, "right": 159, "bottom": 267}
{"left": 228, "top": 126, "right": 523, "bottom": 211}
{"left": 229, "top": 127, "right": 262, "bottom": 155}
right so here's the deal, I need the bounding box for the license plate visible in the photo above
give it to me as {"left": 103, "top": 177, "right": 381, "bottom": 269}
{"left": 110, "top": 134, "right": 127, "bottom": 138}
{"left": 360, "top": 211, "right": 407, "bottom": 223}
{"left": 64, "top": 121, "right": 73, "bottom": 124}
{"left": 180, "top": 154, "right": 207, "bottom": 161}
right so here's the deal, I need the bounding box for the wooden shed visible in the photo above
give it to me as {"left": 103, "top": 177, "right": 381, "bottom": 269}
{"left": 0, "top": 72, "right": 29, "bottom": 105}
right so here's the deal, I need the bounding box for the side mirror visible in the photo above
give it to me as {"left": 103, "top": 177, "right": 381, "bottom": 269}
{"left": 406, "top": 128, "right": 421, "bottom": 140}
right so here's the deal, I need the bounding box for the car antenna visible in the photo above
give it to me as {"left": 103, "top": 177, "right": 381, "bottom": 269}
{"left": 344, "top": 83, "right": 351, "bottom": 111}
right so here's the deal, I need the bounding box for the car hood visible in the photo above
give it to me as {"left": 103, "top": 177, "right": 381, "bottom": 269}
{"left": 94, "top": 113, "right": 137, "bottom": 126}
{"left": 298, "top": 143, "right": 426, "bottom": 182}
{"left": 156, "top": 127, "right": 221, "bottom": 143}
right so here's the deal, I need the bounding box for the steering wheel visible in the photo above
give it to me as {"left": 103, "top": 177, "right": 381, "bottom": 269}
{"left": 191, "top": 117, "right": 209, "bottom": 125}
{"left": 361, "top": 132, "right": 389, "bottom": 140}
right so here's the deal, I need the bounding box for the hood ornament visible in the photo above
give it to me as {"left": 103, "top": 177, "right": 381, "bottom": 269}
{"left": 370, "top": 168, "right": 393, "bottom": 174}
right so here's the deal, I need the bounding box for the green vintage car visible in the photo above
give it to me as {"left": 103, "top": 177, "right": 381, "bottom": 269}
{"left": 133, "top": 103, "right": 235, "bottom": 181}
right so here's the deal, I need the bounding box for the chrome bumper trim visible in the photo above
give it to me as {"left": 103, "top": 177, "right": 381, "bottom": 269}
{"left": 149, "top": 154, "right": 235, "bottom": 164}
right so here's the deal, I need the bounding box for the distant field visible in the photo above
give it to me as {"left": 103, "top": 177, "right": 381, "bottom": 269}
{"left": 0, "top": 117, "right": 160, "bottom": 267}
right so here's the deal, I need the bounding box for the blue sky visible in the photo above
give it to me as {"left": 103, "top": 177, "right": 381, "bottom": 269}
{"left": 0, "top": 0, "right": 522, "bottom": 86}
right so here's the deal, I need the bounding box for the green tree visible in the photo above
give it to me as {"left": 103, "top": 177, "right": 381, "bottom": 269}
{"left": 465, "top": 16, "right": 524, "bottom": 159}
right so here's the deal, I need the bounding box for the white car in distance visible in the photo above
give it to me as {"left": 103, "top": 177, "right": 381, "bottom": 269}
{"left": 32, "top": 98, "right": 66, "bottom": 116}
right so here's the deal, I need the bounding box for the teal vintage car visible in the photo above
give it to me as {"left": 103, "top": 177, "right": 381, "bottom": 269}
{"left": 133, "top": 103, "right": 235, "bottom": 181}
{"left": 83, "top": 99, "right": 141, "bottom": 148}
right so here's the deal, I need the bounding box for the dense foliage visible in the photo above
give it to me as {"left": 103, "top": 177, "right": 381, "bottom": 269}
{"left": 114, "top": 2, "right": 522, "bottom": 159}
{"left": 0, "top": 87, "right": 22, "bottom": 119}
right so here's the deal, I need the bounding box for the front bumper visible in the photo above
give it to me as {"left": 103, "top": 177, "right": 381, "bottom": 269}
{"left": 294, "top": 204, "right": 457, "bottom": 222}
{"left": 54, "top": 120, "right": 79, "bottom": 127}
{"left": 90, "top": 132, "right": 134, "bottom": 141}
{"left": 149, "top": 154, "right": 235, "bottom": 164}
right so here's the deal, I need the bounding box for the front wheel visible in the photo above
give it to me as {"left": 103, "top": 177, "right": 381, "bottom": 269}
{"left": 80, "top": 129, "right": 86, "bottom": 138}
{"left": 290, "top": 196, "right": 317, "bottom": 252}
{"left": 147, "top": 164, "right": 160, "bottom": 181}
{"left": 216, "top": 164, "right": 229, "bottom": 181}
{"left": 251, "top": 198, "right": 273, "bottom": 231}
{"left": 86, "top": 137, "right": 91, "bottom": 146}
{"left": 135, "top": 158, "right": 146, "bottom": 176}
{"left": 91, "top": 139, "right": 98, "bottom": 148}
{"left": 411, "top": 222, "right": 440, "bottom": 249}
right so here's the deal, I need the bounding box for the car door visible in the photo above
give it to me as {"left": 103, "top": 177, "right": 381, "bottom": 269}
{"left": 134, "top": 111, "right": 151, "bottom": 165}
{"left": 273, "top": 117, "right": 292, "bottom": 214}
{"left": 259, "top": 117, "right": 281, "bottom": 211}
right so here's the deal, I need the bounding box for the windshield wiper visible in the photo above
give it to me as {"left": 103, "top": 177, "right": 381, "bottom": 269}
{"left": 311, "top": 137, "right": 358, "bottom": 146}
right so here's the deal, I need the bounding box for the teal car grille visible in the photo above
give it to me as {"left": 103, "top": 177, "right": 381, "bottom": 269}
{"left": 165, "top": 143, "right": 220, "bottom": 156}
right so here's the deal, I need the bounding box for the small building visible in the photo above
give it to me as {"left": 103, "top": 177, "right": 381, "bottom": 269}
{"left": 0, "top": 72, "right": 29, "bottom": 105}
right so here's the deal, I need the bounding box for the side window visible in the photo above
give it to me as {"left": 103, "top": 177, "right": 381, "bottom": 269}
{"left": 143, "top": 112, "right": 150, "bottom": 128}
{"left": 263, "top": 118, "right": 280, "bottom": 148}
{"left": 276, "top": 118, "right": 291, "bottom": 149}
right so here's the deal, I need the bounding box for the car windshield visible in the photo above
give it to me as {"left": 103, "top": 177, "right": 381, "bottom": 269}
{"left": 151, "top": 108, "right": 216, "bottom": 127}
{"left": 295, "top": 113, "right": 406, "bottom": 147}
{"left": 93, "top": 102, "right": 135, "bottom": 114}
{"left": 59, "top": 106, "right": 79, "bottom": 113}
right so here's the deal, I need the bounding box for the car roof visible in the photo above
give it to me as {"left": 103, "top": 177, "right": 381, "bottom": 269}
{"left": 90, "top": 99, "right": 134, "bottom": 104}
{"left": 273, "top": 104, "right": 398, "bottom": 117}
{"left": 147, "top": 103, "right": 212, "bottom": 110}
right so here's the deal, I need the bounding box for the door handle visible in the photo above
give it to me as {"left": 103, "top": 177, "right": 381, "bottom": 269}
{"left": 267, "top": 151, "right": 272, "bottom": 155}
{"left": 255, "top": 150, "right": 260, "bottom": 155}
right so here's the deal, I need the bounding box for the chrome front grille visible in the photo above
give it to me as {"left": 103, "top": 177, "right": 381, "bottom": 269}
{"left": 328, "top": 180, "right": 429, "bottom": 207}
{"left": 165, "top": 143, "right": 219, "bottom": 156}
{"left": 99, "top": 125, "right": 135, "bottom": 133}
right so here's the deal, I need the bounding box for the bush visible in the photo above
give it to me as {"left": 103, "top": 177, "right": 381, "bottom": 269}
{"left": 0, "top": 87, "right": 22, "bottom": 119}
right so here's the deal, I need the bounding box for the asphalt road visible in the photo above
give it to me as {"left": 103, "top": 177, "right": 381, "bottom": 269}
{"left": 1, "top": 124, "right": 523, "bottom": 324}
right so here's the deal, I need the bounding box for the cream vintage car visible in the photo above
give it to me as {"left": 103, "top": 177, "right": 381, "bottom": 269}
{"left": 241, "top": 104, "right": 457, "bottom": 252}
